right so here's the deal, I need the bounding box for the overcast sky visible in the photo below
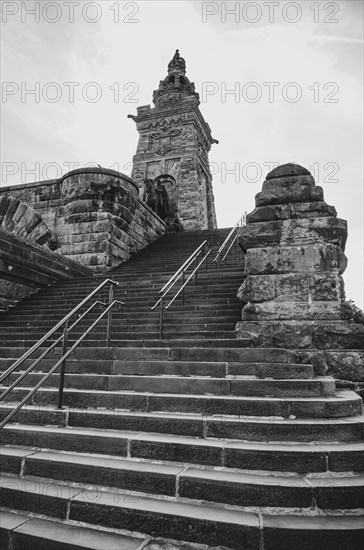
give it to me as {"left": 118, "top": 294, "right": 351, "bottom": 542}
{"left": 1, "top": 0, "right": 363, "bottom": 307}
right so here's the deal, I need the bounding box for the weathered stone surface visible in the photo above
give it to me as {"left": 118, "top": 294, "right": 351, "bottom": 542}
{"left": 0, "top": 167, "right": 166, "bottom": 272}
{"left": 241, "top": 302, "right": 343, "bottom": 321}
{"left": 238, "top": 217, "right": 347, "bottom": 252}
{"left": 247, "top": 201, "right": 337, "bottom": 223}
{"left": 296, "top": 350, "right": 328, "bottom": 376}
{"left": 256, "top": 181, "right": 323, "bottom": 207}
{"left": 238, "top": 273, "right": 343, "bottom": 306}
{"left": 0, "top": 227, "right": 92, "bottom": 309}
{"left": 237, "top": 275, "right": 275, "bottom": 303}
{"left": 266, "top": 163, "right": 311, "bottom": 180}
{"left": 245, "top": 245, "right": 347, "bottom": 275}
{"left": 235, "top": 163, "right": 363, "bottom": 385}
{"left": 312, "top": 323, "right": 364, "bottom": 349}
{"left": 326, "top": 351, "right": 364, "bottom": 382}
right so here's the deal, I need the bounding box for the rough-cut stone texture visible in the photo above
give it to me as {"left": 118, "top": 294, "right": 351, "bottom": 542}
{"left": 0, "top": 168, "right": 166, "bottom": 273}
{"left": 129, "top": 50, "right": 217, "bottom": 231}
{"left": 235, "top": 163, "right": 364, "bottom": 383}
{"left": 0, "top": 227, "right": 92, "bottom": 310}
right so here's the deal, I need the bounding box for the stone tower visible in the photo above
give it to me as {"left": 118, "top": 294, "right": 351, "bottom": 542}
{"left": 128, "top": 50, "right": 218, "bottom": 230}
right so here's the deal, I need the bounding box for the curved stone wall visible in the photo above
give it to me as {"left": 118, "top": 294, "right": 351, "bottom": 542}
{"left": 0, "top": 168, "right": 166, "bottom": 272}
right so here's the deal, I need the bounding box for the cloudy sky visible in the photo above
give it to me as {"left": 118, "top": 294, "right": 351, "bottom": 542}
{"left": 1, "top": 0, "right": 363, "bottom": 307}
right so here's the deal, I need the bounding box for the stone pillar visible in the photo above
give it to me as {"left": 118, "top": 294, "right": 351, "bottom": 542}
{"left": 235, "top": 163, "right": 364, "bottom": 382}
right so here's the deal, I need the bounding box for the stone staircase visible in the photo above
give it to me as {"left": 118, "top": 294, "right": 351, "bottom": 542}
{"left": 0, "top": 228, "right": 363, "bottom": 550}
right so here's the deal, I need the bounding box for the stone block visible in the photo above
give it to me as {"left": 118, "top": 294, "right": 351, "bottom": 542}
{"left": 325, "top": 351, "right": 364, "bottom": 382}
{"left": 237, "top": 275, "right": 275, "bottom": 303}
{"left": 274, "top": 273, "right": 309, "bottom": 301}
{"left": 313, "top": 323, "right": 364, "bottom": 349}
{"left": 309, "top": 273, "right": 343, "bottom": 301}
{"left": 247, "top": 201, "right": 336, "bottom": 223}
{"left": 238, "top": 218, "right": 347, "bottom": 252}
{"left": 297, "top": 350, "right": 328, "bottom": 376}
{"left": 256, "top": 182, "right": 323, "bottom": 207}
{"left": 244, "top": 245, "right": 347, "bottom": 275}
{"left": 241, "top": 302, "right": 343, "bottom": 321}
{"left": 271, "top": 322, "right": 314, "bottom": 348}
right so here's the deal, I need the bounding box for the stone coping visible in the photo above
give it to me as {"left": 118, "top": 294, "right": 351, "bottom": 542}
{"left": 0, "top": 167, "right": 139, "bottom": 194}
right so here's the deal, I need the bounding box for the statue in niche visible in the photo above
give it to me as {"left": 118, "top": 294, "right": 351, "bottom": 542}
{"left": 143, "top": 176, "right": 169, "bottom": 220}
{"left": 143, "top": 178, "right": 156, "bottom": 210}
{"left": 154, "top": 179, "right": 169, "bottom": 220}
{"left": 143, "top": 174, "right": 181, "bottom": 231}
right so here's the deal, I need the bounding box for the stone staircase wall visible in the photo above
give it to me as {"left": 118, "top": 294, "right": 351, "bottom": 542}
{"left": 0, "top": 167, "right": 166, "bottom": 273}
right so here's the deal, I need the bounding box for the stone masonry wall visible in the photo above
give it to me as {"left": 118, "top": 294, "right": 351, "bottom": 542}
{"left": 0, "top": 168, "right": 166, "bottom": 272}
{"left": 235, "top": 163, "right": 364, "bottom": 385}
{"left": 0, "top": 227, "right": 92, "bottom": 310}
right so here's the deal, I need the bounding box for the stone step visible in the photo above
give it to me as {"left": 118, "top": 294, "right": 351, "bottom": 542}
{"left": 3, "top": 372, "right": 335, "bottom": 399}
{"left": 1, "top": 401, "right": 362, "bottom": 439}
{"left": 2, "top": 387, "right": 360, "bottom": 418}
{"left": 0, "top": 332, "right": 240, "bottom": 346}
{"left": 9, "top": 292, "right": 241, "bottom": 309}
{"left": 2, "top": 427, "right": 363, "bottom": 472}
{"left": 2, "top": 449, "right": 363, "bottom": 510}
{"left": 0, "top": 359, "right": 314, "bottom": 378}
{"left": 0, "top": 473, "right": 259, "bottom": 549}
{"left": 0, "top": 346, "right": 299, "bottom": 363}
{"left": 0, "top": 312, "right": 240, "bottom": 324}
{"left": 2, "top": 303, "right": 242, "bottom": 317}
{"left": 0, "top": 510, "right": 146, "bottom": 550}
{"left": 0, "top": 338, "right": 254, "bottom": 349}
{"left": 1, "top": 322, "right": 238, "bottom": 334}
{"left": 1, "top": 474, "right": 362, "bottom": 549}
{"left": 4, "top": 373, "right": 334, "bottom": 397}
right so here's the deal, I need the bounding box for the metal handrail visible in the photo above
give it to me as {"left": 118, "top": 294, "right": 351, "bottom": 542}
{"left": 0, "top": 298, "right": 124, "bottom": 430}
{"left": 166, "top": 249, "right": 211, "bottom": 309}
{"left": 213, "top": 213, "right": 246, "bottom": 266}
{"left": 151, "top": 241, "right": 210, "bottom": 339}
{"left": 158, "top": 240, "right": 208, "bottom": 297}
{"left": 0, "top": 278, "right": 118, "bottom": 384}
{"left": 0, "top": 300, "right": 106, "bottom": 403}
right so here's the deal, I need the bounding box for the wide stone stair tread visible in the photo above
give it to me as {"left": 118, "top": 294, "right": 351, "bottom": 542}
{"left": 1, "top": 448, "right": 364, "bottom": 510}
{"left": 3, "top": 372, "right": 337, "bottom": 397}
{"left": 1, "top": 387, "right": 361, "bottom": 419}
{"left": 0, "top": 510, "right": 145, "bottom": 550}
{"left": 0, "top": 474, "right": 362, "bottom": 549}
{"left": 1, "top": 429, "right": 364, "bottom": 472}
{"left": 1, "top": 403, "right": 363, "bottom": 442}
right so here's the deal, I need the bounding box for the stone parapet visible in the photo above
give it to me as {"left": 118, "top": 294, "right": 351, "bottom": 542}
{"left": 0, "top": 168, "right": 166, "bottom": 272}
{"left": 0, "top": 227, "right": 92, "bottom": 310}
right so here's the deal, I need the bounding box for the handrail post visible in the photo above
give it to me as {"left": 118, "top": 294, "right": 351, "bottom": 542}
{"left": 106, "top": 283, "right": 114, "bottom": 347}
{"left": 195, "top": 256, "right": 198, "bottom": 285}
{"left": 182, "top": 271, "right": 185, "bottom": 305}
{"left": 159, "top": 296, "right": 164, "bottom": 340}
{"left": 57, "top": 322, "right": 68, "bottom": 410}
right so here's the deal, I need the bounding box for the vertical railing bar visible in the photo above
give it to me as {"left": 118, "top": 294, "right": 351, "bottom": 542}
{"left": 160, "top": 296, "right": 164, "bottom": 340}
{"left": 57, "top": 322, "right": 68, "bottom": 410}
{"left": 106, "top": 284, "right": 114, "bottom": 347}
{"left": 182, "top": 271, "right": 185, "bottom": 305}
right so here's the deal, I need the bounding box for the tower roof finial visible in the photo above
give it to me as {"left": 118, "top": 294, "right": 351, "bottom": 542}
{"left": 168, "top": 49, "right": 186, "bottom": 75}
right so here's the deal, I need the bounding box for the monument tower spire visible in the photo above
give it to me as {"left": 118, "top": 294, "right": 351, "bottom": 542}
{"left": 128, "top": 50, "right": 218, "bottom": 230}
